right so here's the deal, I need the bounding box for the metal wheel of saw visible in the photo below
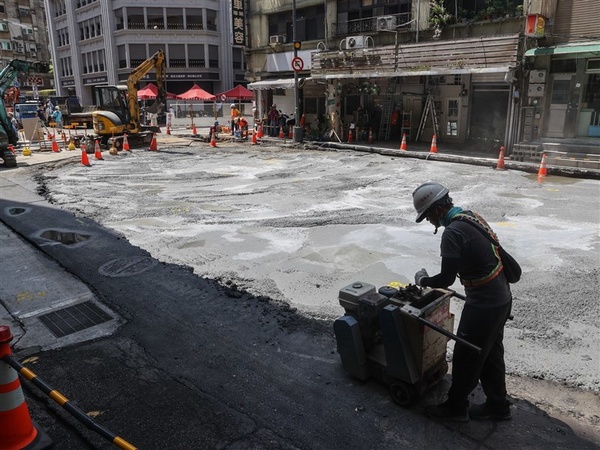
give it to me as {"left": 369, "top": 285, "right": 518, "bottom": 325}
{"left": 390, "top": 382, "right": 416, "bottom": 407}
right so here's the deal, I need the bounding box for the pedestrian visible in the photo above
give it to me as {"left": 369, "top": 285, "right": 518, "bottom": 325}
{"left": 8, "top": 112, "right": 18, "bottom": 135}
{"left": 36, "top": 103, "right": 46, "bottom": 125}
{"left": 269, "top": 104, "right": 279, "bottom": 136}
{"left": 51, "top": 106, "right": 63, "bottom": 131}
{"left": 230, "top": 104, "right": 240, "bottom": 136}
{"left": 391, "top": 108, "right": 400, "bottom": 137}
{"left": 168, "top": 105, "right": 175, "bottom": 126}
{"left": 412, "top": 182, "right": 512, "bottom": 423}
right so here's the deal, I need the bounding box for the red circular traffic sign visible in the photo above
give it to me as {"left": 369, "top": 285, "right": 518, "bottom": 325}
{"left": 291, "top": 57, "right": 304, "bottom": 72}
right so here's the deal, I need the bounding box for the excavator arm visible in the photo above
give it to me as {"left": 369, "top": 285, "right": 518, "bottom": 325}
{"left": 126, "top": 50, "right": 166, "bottom": 132}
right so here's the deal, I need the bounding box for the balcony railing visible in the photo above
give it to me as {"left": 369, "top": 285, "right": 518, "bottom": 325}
{"left": 333, "top": 12, "right": 412, "bottom": 36}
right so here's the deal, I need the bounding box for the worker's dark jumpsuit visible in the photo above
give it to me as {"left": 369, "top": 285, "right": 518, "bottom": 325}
{"left": 424, "top": 211, "right": 512, "bottom": 410}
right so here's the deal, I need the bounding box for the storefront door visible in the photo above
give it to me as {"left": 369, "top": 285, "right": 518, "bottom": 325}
{"left": 546, "top": 74, "right": 580, "bottom": 138}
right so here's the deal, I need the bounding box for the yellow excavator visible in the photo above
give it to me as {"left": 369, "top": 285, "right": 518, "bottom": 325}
{"left": 90, "top": 49, "right": 165, "bottom": 149}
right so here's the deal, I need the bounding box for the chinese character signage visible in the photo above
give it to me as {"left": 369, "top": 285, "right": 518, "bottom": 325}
{"left": 525, "top": 14, "right": 546, "bottom": 38}
{"left": 232, "top": 0, "right": 247, "bottom": 47}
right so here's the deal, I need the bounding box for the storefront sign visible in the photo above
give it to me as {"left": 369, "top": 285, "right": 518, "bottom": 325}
{"left": 232, "top": 0, "right": 247, "bottom": 47}
{"left": 525, "top": 14, "right": 546, "bottom": 38}
{"left": 83, "top": 76, "right": 108, "bottom": 85}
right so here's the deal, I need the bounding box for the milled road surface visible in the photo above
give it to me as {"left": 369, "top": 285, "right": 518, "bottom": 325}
{"left": 1, "top": 139, "right": 599, "bottom": 448}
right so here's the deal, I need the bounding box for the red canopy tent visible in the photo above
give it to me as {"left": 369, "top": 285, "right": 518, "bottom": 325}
{"left": 216, "top": 85, "right": 253, "bottom": 101}
{"left": 137, "top": 83, "right": 158, "bottom": 100}
{"left": 176, "top": 84, "right": 215, "bottom": 101}
{"left": 137, "top": 83, "right": 177, "bottom": 100}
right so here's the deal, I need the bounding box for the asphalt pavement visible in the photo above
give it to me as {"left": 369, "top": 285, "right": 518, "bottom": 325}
{"left": 0, "top": 132, "right": 599, "bottom": 449}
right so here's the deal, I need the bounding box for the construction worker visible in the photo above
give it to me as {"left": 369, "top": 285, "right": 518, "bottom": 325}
{"left": 412, "top": 182, "right": 512, "bottom": 423}
{"left": 230, "top": 103, "right": 240, "bottom": 135}
{"left": 51, "top": 106, "right": 63, "bottom": 131}
{"left": 268, "top": 104, "right": 279, "bottom": 136}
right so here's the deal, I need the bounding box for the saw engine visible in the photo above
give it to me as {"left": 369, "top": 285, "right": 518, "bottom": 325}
{"left": 333, "top": 281, "right": 468, "bottom": 406}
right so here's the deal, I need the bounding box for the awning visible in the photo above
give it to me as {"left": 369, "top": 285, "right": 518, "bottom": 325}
{"left": 311, "top": 34, "right": 520, "bottom": 79}
{"left": 525, "top": 42, "right": 600, "bottom": 57}
{"left": 313, "top": 66, "right": 513, "bottom": 80}
{"left": 248, "top": 78, "right": 310, "bottom": 90}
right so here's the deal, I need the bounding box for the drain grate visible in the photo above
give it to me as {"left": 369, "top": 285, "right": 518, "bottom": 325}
{"left": 37, "top": 301, "right": 113, "bottom": 338}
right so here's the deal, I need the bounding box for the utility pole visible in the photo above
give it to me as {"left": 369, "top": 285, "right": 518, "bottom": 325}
{"left": 292, "top": 0, "right": 303, "bottom": 142}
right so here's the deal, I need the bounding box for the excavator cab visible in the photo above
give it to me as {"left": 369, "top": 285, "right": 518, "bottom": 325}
{"left": 92, "top": 85, "right": 131, "bottom": 140}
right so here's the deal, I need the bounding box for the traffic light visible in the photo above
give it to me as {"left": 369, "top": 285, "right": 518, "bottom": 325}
{"left": 294, "top": 41, "right": 301, "bottom": 50}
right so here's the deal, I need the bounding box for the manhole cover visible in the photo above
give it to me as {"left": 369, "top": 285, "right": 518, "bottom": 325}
{"left": 37, "top": 301, "right": 112, "bottom": 338}
{"left": 39, "top": 229, "right": 91, "bottom": 246}
{"left": 98, "top": 256, "right": 158, "bottom": 277}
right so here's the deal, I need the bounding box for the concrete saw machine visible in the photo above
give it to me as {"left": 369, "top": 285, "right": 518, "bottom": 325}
{"left": 333, "top": 282, "right": 480, "bottom": 407}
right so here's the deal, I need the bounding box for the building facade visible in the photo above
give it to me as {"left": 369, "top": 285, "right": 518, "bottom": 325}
{"left": 1, "top": 0, "right": 52, "bottom": 96}
{"left": 245, "top": 0, "right": 599, "bottom": 153}
{"left": 43, "top": 0, "right": 246, "bottom": 105}
{"left": 522, "top": 0, "right": 600, "bottom": 143}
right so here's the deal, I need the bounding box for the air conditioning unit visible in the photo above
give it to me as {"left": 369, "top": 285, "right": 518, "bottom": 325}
{"left": 269, "top": 35, "right": 286, "bottom": 45}
{"left": 528, "top": 69, "right": 547, "bottom": 84}
{"left": 528, "top": 84, "right": 545, "bottom": 97}
{"left": 347, "top": 36, "right": 366, "bottom": 49}
{"left": 376, "top": 15, "right": 397, "bottom": 31}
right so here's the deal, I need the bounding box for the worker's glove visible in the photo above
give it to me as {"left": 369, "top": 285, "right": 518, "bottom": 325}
{"left": 414, "top": 268, "right": 429, "bottom": 287}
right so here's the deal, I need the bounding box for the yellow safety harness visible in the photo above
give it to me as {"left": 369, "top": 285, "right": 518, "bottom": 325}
{"left": 454, "top": 212, "right": 504, "bottom": 288}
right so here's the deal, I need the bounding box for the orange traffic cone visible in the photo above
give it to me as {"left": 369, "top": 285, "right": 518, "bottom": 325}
{"left": 166, "top": 122, "right": 171, "bottom": 135}
{"left": 192, "top": 123, "right": 197, "bottom": 135}
{"left": 300, "top": 114, "right": 306, "bottom": 127}
{"left": 0, "top": 326, "right": 52, "bottom": 449}
{"left": 288, "top": 126, "right": 293, "bottom": 139}
{"left": 279, "top": 126, "right": 284, "bottom": 139}
{"left": 496, "top": 146, "right": 506, "bottom": 170}
{"left": 94, "top": 140, "right": 104, "bottom": 160}
{"left": 257, "top": 123, "right": 263, "bottom": 139}
{"left": 81, "top": 145, "right": 91, "bottom": 166}
{"left": 537, "top": 153, "right": 548, "bottom": 182}
{"left": 8, "top": 144, "right": 15, "bottom": 155}
{"left": 122, "top": 133, "right": 130, "bottom": 151}
{"left": 348, "top": 129, "right": 353, "bottom": 144}
{"left": 400, "top": 133, "right": 408, "bottom": 151}
{"left": 210, "top": 130, "right": 218, "bottom": 147}
{"left": 429, "top": 134, "right": 438, "bottom": 154}
{"left": 252, "top": 129, "right": 259, "bottom": 145}
{"left": 368, "top": 128, "right": 373, "bottom": 144}
{"left": 149, "top": 133, "right": 158, "bottom": 151}
{"left": 51, "top": 135, "right": 60, "bottom": 153}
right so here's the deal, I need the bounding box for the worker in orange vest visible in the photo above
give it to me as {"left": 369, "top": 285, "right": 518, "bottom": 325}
{"left": 230, "top": 104, "right": 240, "bottom": 135}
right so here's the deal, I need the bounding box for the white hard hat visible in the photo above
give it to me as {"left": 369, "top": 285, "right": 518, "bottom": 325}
{"left": 412, "top": 182, "right": 449, "bottom": 223}
{"left": 230, "top": 104, "right": 236, "bottom": 108}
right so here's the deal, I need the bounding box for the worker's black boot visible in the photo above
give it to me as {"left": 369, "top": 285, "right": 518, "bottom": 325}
{"left": 424, "top": 400, "right": 469, "bottom": 422}
{"left": 469, "top": 401, "right": 512, "bottom": 420}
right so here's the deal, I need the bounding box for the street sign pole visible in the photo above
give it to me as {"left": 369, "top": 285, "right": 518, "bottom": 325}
{"left": 292, "top": 0, "right": 303, "bottom": 143}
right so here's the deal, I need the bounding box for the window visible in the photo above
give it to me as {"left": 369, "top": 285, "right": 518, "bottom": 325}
{"left": 206, "top": 10, "right": 218, "bottom": 31}
{"left": 128, "top": 7, "right": 145, "bottom": 30}
{"left": 186, "top": 8, "right": 203, "bottom": 30}
{"left": 447, "top": 120, "right": 458, "bottom": 136}
{"left": 0, "top": 23, "right": 7, "bottom": 32}
{"left": 446, "top": 99, "right": 459, "bottom": 137}
{"left": 148, "top": 7, "right": 164, "bottom": 29}
{"left": 166, "top": 8, "right": 184, "bottom": 30}
{"left": 447, "top": 99, "right": 459, "bottom": 117}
